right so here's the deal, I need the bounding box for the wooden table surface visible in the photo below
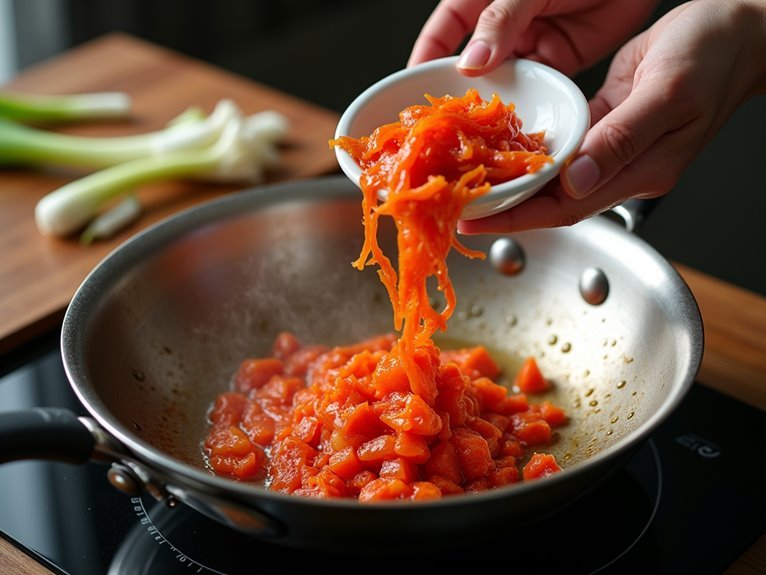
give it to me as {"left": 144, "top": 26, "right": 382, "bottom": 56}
{"left": 0, "top": 34, "right": 763, "bottom": 575}
{"left": 0, "top": 33, "right": 340, "bottom": 357}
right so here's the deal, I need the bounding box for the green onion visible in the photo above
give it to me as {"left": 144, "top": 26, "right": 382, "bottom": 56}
{"left": 0, "top": 91, "right": 131, "bottom": 123}
{"left": 35, "top": 107, "right": 289, "bottom": 237}
{"left": 0, "top": 99, "right": 238, "bottom": 169}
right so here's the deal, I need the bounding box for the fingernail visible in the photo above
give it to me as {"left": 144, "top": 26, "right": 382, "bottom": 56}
{"left": 457, "top": 41, "right": 491, "bottom": 70}
{"left": 565, "top": 154, "right": 600, "bottom": 198}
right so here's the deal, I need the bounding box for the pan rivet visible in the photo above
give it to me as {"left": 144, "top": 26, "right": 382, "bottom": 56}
{"left": 489, "top": 238, "right": 525, "bottom": 276}
{"left": 579, "top": 267, "right": 609, "bottom": 305}
{"left": 107, "top": 463, "right": 142, "bottom": 496}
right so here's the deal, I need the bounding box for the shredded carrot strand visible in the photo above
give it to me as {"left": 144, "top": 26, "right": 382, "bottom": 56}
{"left": 331, "top": 89, "right": 552, "bottom": 403}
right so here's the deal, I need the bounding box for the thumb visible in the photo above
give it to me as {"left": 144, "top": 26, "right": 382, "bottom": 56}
{"left": 561, "top": 84, "right": 681, "bottom": 199}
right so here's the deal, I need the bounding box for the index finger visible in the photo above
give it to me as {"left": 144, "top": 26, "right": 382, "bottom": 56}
{"left": 408, "top": 0, "right": 489, "bottom": 67}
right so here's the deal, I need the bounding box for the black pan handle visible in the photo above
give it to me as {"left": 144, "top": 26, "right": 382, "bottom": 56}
{"left": 0, "top": 408, "right": 95, "bottom": 464}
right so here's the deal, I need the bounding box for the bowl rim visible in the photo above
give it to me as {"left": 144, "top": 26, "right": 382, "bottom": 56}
{"left": 333, "top": 56, "right": 590, "bottom": 219}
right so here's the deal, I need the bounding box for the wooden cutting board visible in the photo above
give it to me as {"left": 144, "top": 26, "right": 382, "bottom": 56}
{"left": 0, "top": 33, "right": 340, "bottom": 355}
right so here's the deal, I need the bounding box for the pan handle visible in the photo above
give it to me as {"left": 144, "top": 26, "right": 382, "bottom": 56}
{"left": 608, "top": 198, "right": 662, "bottom": 233}
{"left": 0, "top": 408, "right": 95, "bottom": 464}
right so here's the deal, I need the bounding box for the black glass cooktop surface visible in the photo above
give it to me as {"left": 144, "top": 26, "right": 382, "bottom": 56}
{"left": 0, "top": 346, "right": 763, "bottom": 574}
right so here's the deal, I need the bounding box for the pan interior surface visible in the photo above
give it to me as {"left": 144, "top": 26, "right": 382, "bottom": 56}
{"left": 63, "top": 176, "right": 701, "bottom": 499}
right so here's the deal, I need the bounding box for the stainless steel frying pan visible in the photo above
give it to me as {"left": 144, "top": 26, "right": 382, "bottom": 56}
{"left": 0, "top": 175, "right": 702, "bottom": 551}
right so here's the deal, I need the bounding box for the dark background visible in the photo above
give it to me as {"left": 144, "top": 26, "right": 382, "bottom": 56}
{"left": 9, "top": 0, "right": 766, "bottom": 296}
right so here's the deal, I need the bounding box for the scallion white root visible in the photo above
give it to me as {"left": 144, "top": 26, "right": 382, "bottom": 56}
{"left": 79, "top": 195, "right": 142, "bottom": 245}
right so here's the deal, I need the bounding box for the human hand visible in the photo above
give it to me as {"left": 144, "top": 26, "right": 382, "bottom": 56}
{"left": 409, "top": 0, "right": 659, "bottom": 76}
{"left": 454, "top": 0, "right": 766, "bottom": 234}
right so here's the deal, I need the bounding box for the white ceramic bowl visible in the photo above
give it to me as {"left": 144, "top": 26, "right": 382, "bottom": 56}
{"left": 334, "top": 56, "right": 590, "bottom": 220}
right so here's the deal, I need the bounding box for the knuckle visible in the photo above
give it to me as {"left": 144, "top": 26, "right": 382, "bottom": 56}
{"left": 557, "top": 214, "right": 582, "bottom": 228}
{"left": 556, "top": 212, "right": 587, "bottom": 228}
{"left": 599, "top": 121, "right": 642, "bottom": 167}
{"left": 477, "top": 1, "right": 513, "bottom": 30}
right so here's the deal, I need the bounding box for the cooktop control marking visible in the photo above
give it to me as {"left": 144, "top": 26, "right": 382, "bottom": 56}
{"left": 675, "top": 433, "right": 721, "bottom": 458}
{"left": 131, "top": 497, "right": 226, "bottom": 575}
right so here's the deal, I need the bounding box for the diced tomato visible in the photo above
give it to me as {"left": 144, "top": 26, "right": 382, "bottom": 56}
{"left": 357, "top": 434, "right": 397, "bottom": 463}
{"left": 208, "top": 452, "right": 262, "bottom": 480}
{"left": 451, "top": 427, "right": 494, "bottom": 481}
{"left": 204, "top": 331, "right": 568, "bottom": 501}
{"left": 292, "top": 416, "right": 321, "bottom": 447}
{"left": 371, "top": 352, "right": 411, "bottom": 398}
{"left": 522, "top": 453, "right": 561, "bottom": 480}
{"left": 539, "top": 401, "right": 567, "bottom": 427}
{"left": 424, "top": 441, "right": 462, "bottom": 484}
{"left": 269, "top": 438, "right": 317, "bottom": 492}
{"left": 484, "top": 413, "right": 510, "bottom": 433}
{"left": 465, "top": 478, "right": 489, "bottom": 493}
{"left": 234, "top": 358, "right": 284, "bottom": 394}
{"left": 257, "top": 375, "right": 303, "bottom": 404}
{"left": 208, "top": 392, "right": 248, "bottom": 426}
{"left": 295, "top": 466, "right": 347, "bottom": 499}
{"left": 467, "top": 416, "right": 503, "bottom": 441}
{"left": 488, "top": 465, "right": 519, "bottom": 487}
{"left": 205, "top": 425, "right": 253, "bottom": 457}
{"left": 435, "top": 362, "right": 468, "bottom": 426}
{"left": 410, "top": 481, "right": 442, "bottom": 500}
{"left": 374, "top": 392, "right": 442, "bottom": 436}
{"left": 470, "top": 377, "right": 508, "bottom": 410}
{"left": 498, "top": 435, "right": 524, "bottom": 457}
{"left": 339, "top": 402, "right": 387, "bottom": 447}
{"left": 358, "top": 477, "right": 412, "bottom": 502}
{"left": 339, "top": 350, "right": 379, "bottom": 380}
{"left": 493, "top": 393, "right": 530, "bottom": 415}
{"left": 459, "top": 346, "right": 502, "bottom": 379}
{"left": 272, "top": 332, "right": 302, "bottom": 360}
{"left": 347, "top": 470, "right": 377, "bottom": 494}
{"left": 511, "top": 414, "right": 552, "bottom": 445}
{"left": 394, "top": 432, "right": 430, "bottom": 463}
{"left": 284, "top": 345, "right": 328, "bottom": 377}
{"left": 514, "top": 357, "right": 549, "bottom": 394}
{"left": 429, "top": 475, "right": 464, "bottom": 495}
{"left": 379, "top": 457, "right": 419, "bottom": 483}
{"left": 242, "top": 402, "right": 275, "bottom": 445}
